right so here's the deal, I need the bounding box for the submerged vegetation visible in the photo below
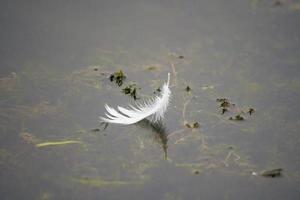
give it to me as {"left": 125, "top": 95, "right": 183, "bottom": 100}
{"left": 109, "top": 70, "right": 126, "bottom": 86}
{"left": 216, "top": 98, "right": 255, "bottom": 121}
{"left": 122, "top": 84, "right": 140, "bottom": 100}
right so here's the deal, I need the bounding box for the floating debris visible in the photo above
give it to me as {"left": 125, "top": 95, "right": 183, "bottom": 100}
{"left": 220, "top": 101, "right": 231, "bottom": 109}
{"left": 217, "top": 98, "right": 231, "bottom": 114}
{"left": 260, "top": 168, "right": 283, "bottom": 177}
{"left": 221, "top": 108, "right": 228, "bottom": 114}
{"left": 216, "top": 98, "right": 229, "bottom": 103}
{"left": 185, "top": 123, "right": 191, "bottom": 128}
{"left": 109, "top": 70, "right": 126, "bottom": 86}
{"left": 122, "top": 84, "right": 140, "bottom": 100}
{"left": 99, "top": 122, "right": 109, "bottom": 131}
{"left": 248, "top": 108, "right": 255, "bottom": 115}
{"left": 178, "top": 55, "right": 185, "bottom": 59}
{"left": 217, "top": 98, "right": 255, "bottom": 120}
{"left": 90, "top": 128, "right": 100, "bottom": 132}
{"left": 229, "top": 114, "right": 244, "bottom": 121}
{"left": 185, "top": 86, "right": 191, "bottom": 92}
{"left": 201, "top": 85, "right": 214, "bottom": 90}
{"left": 185, "top": 122, "right": 200, "bottom": 129}
{"left": 36, "top": 140, "right": 82, "bottom": 148}
{"left": 153, "top": 87, "right": 161, "bottom": 94}
{"left": 235, "top": 114, "right": 244, "bottom": 121}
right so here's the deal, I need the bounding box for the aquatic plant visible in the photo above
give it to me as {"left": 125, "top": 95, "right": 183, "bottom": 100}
{"left": 109, "top": 70, "right": 126, "bottom": 86}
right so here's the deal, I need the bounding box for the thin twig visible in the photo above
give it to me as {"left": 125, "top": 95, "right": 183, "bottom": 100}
{"left": 223, "top": 150, "right": 233, "bottom": 167}
{"left": 223, "top": 150, "right": 241, "bottom": 167}
{"left": 232, "top": 152, "right": 241, "bottom": 161}
{"left": 169, "top": 62, "right": 177, "bottom": 87}
{"left": 168, "top": 128, "right": 186, "bottom": 138}
{"left": 182, "top": 99, "right": 191, "bottom": 122}
{"left": 174, "top": 133, "right": 195, "bottom": 144}
{"left": 195, "top": 129, "right": 208, "bottom": 149}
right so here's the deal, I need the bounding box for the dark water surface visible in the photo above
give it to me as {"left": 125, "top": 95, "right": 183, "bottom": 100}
{"left": 1, "top": 0, "right": 300, "bottom": 199}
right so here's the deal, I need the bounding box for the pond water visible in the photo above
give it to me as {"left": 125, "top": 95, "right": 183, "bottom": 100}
{"left": 1, "top": 0, "right": 300, "bottom": 199}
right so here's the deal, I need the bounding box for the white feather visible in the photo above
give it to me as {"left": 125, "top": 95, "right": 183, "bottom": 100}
{"left": 100, "top": 73, "right": 171, "bottom": 125}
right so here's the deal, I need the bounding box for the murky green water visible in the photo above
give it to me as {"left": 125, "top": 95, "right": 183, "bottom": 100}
{"left": 1, "top": 0, "right": 300, "bottom": 199}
